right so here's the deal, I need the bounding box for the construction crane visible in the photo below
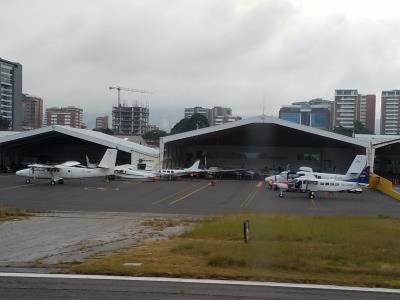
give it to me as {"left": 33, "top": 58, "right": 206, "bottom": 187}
{"left": 109, "top": 86, "right": 152, "bottom": 135}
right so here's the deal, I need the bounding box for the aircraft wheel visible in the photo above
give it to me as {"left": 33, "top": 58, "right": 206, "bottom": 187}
{"left": 309, "top": 192, "right": 315, "bottom": 199}
{"left": 50, "top": 180, "right": 56, "bottom": 186}
{"left": 25, "top": 179, "right": 31, "bottom": 184}
{"left": 279, "top": 191, "right": 284, "bottom": 198}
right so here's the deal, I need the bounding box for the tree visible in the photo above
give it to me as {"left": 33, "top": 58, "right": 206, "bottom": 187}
{"left": 190, "top": 113, "right": 209, "bottom": 129}
{"left": 93, "top": 128, "right": 114, "bottom": 135}
{"left": 353, "top": 120, "right": 371, "bottom": 134}
{"left": 333, "top": 121, "right": 371, "bottom": 137}
{"left": 142, "top": 129, "right": 168, "bottom": 140}
{"left": 333, "top": 125, "right": 353, "bottom": 137}
{"left": 0, "top": 117, "right": 10, "bottom": 130}
{"left": 170, "top": 113, "right": 209, "bottom": 135}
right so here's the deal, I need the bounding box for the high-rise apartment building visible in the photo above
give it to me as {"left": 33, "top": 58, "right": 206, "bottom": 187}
{"left": 381, "top": 90, "right": 400, "bottom": 135}
{"left": 279, "top": 98, "right": 333, "bottom": 130}
{"left": 95, "top": 115, "right": 109, "bottom": 129}
{"left": 184, "top": 106, "right": 241, "bottom": 126}
{"left": 21, "top": 94, "right": 43, "bottom": 130}
{"left": 0, "top": 58, "right": 23, "bottom": 130}
{"left": 112, "top": 104, "right": 149, "bottom": 135}
{"left": 45, "top": 106, "right": 84, "bottom": 128}
{"left": 184, "top": 106, "right": 210, "bottom": 120}
{"left": 334, "top": 89, "right": 376, "bottom": 133}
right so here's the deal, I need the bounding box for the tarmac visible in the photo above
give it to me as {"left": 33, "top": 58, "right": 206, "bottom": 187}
{"left": 1, "top": 175, "right": 400, "bottom": 217}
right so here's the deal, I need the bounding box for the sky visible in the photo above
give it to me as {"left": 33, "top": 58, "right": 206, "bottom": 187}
{"left": 2, "top": 0, "right": 400, "bottom": 130}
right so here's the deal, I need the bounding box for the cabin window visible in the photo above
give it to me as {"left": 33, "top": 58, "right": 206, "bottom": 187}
{"left": 335, "top": 183, "right": 339, "bottom": 186}
{"left": 319, "top": 182, "right": 324, "bottom": 185}
{"left": 325, "top": 182, "right": 329, "bottom": 185}
{"left": 330, "top": 182, "right": 334, "bottom": 186}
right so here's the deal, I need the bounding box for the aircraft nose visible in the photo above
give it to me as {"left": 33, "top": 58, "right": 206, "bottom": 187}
{"left": 16, "top": 169, "right": 26, "bottom": 176}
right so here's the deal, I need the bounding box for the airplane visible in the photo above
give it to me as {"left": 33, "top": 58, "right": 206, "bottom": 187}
{"left": 265, "top": 155, "right": 367, "bottom": 188}
{"left": 114, "top": 164, "right": 158, "bottom": 181}
{"left": 16, "top": 149, "right": 118, "bottom": 185}
{"left": 276, "top": 166, "right": 370, "bottom": 199}
{"left": 296, "top": 154, "right": 368, "bottom": 181}
{"left": 203, "top": 166, "right": 254, "bottom": 179}
{"left": 157, "top": 160, "right": 201, "bottom": 179}
{"left": 264, "top": 167, "right": 313, "bottom": 189}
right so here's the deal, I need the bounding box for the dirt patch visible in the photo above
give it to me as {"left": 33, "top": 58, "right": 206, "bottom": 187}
{"left": 0, "top": 211, "right": 198, "bottom": 272}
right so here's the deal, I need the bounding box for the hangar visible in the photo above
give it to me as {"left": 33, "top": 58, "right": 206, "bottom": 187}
{"left": 161, "top": 115, "right": 370, "bottom": 174}
{"left": 0, "top": 125, "right": 159, "bottom": 171}
{"left": 356, "top": 134, "right": 400, "bottom": 179}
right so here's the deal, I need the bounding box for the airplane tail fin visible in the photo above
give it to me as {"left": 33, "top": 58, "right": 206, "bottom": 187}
{"left": 187, "top": 160, "right": 200, "bottom": 172}
{"left": 346, "top": 155, "right": 367, "bottom": 177}
{"left": 98, "top": 149, "right": 118, "bottom": 170}
{"left": 86, "top": 155, "right": 97, "bottom": 168}
{"left": 357, "top": 166, "right": 370, "bottom": 186}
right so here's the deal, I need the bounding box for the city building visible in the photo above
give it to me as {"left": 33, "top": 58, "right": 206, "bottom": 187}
{"left": 45, "top": 106, "right": 84, "bottom": 128}
{"left": 0, "top": 58, "right": 23, "bottom": 130}
{"left": 381, "top": 90, "right": 400, "bottom": 135}
{"left": 95, "top": 116, "right": 109, "bottom": 129}
{"left": 184, "top": 106, "right": 210, "bottom": 120}
{"left": 21, "top": 94, "right": 43, "bottom": 130}
{"left": 213, "top": 115, "right": 242, "bottom": 126}
{"left": 334, "top": 89, "right": 376, "bottom": 133}
{"left": 184, "top": 106, "right": 241, "bottom": 126}
{"left": 279, "top": 98, "right": 333, "bottom": 130}
{"left": 112, "top": 104, "right": 149, "bottom": 135}
{"left": 146, "top": 124, "right": 160, "bottom": 132}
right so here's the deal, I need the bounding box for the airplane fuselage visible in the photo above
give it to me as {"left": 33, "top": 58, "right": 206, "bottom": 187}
{"left": 16, "top": 166, "right": 113, "bottom": 180}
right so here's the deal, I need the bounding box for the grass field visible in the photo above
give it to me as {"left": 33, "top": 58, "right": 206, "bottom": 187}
{"left": 0, "top": 207, "right": 32, "bottom": 220}
{"left": 72, "top": 214, "right": 400, "bottom": 288}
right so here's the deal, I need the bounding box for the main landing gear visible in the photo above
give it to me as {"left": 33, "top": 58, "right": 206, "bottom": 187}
{"left": 25, "top": 179, "right": 31, "bottom": 184}
{"left": 308, "top": 191, "right": 315, "bottom": 199}
{"left": 50, "top": 179, "right": 63, "bottom": 186}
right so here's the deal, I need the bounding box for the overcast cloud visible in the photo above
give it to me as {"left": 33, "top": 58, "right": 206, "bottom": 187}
{"left": 2, "top": 0, "right": 400, "bottom": 130}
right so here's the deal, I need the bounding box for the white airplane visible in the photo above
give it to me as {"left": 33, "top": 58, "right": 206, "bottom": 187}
{"left": 296, "top": 155, "right": 368, "bottom": 181}
{"left": 16, "top": 149, "right": 118, "bottom": 185}
{"left": 114, "top": 164, "right": 158, "bottom": 181}
{"left": 276, "top": 166, "right": 370, "bottom": 199}
{"left": 265, "top": 155, "right": 367, "bottom": 187}
{"left": 158, "top": 160, "right": 201, "bottom": 179}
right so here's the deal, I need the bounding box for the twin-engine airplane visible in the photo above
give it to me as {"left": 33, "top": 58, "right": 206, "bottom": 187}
{"left": 114, "top": 164, "right": 158, "bottom": 181}
{"left": 158, "top": 160, "right": 201, "bottom": 178}
{"left": 16, "top": 149, "right": 118, "bottom": 185}
{"left": 265, "top": 155, "right": 367, "bottom": 188}
{"left": 276, "top": 166, "right": 370, "bottom": 199}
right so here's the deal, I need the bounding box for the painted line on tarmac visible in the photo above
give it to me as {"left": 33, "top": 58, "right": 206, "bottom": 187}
{"left": 240, "top": 189, "right": 258, "bottom": 208}
{"left": 310, "top": 198, "right": 317, "bottom": 209}
{"left": 152, "top": 182, "right": 203, "bottom": 205}
{"left": 84, "top": 187, "right": 120, "bottom": 191}
{"left": 241, "top": 182, "right": 263, "bottom": 208}
{"left": 168, "top": 183, "right": 210, "bottom": 206}
{"left": 0, "top": 273, "right": 399, "bottom": 294}
{"left": 0, "top": 184, "right": 36, "bottom": 191}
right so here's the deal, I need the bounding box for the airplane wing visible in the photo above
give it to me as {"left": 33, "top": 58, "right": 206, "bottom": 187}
{"left": 27, "top": 163, "right": 55, "bottom": 168}
{"left": 206, "top": 167, "right": 246, "bottom": 174}
{"left": 57, "top": 161, "right": 81, "bottom": 167}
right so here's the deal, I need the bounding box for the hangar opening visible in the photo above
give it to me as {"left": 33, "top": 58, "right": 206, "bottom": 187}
{"left": 373, "top": 140, "right": 400, "bottom": 179}
{"left": 161, "top": 116, "right": 368, "bottom": 176}
{"left": 0, "top": 126, "right": 159, "bottom": 171}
